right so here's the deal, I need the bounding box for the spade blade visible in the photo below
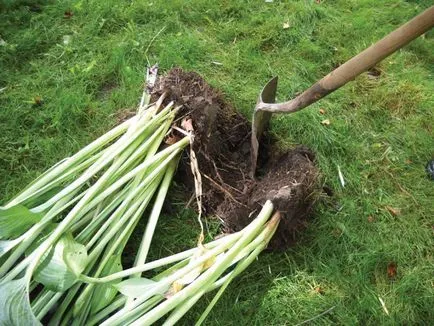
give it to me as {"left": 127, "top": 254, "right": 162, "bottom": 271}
{"left": 251, "top": 77, "right": 278, "bottom": 177}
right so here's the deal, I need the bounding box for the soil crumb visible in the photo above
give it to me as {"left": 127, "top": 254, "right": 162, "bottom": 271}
{"left": 153, "top": 68, "right": 320, "bottom": 250}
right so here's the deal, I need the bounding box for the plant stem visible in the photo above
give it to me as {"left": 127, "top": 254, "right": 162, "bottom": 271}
{"left": 128, "top": 201, "right": 274, "bottom": 326}
{"left": 72, "top": 188, "right": 128, "bottom": 240}
{"left": 101, "top": 201, "right": 273, "bottom": 326}
{"left": 86, "top": 149, "right": 182, "bottom": 258}
{"left": 83, "top": 136, "right": 189, "bottom": 213}
{"left": 195, "top": 213, "right": 280, "bottom": 325}
{"left": 79, "top": 232, "right": 242, "bottom": 285}
{"left": 87, "top": 296, "right": 126, "bottom": 326}
{"left": 132, "top": 159, "right": 178, "bottom": 276}
{"left": 6, "top": 117, "right": 134, "bottom": 208}
{"left": 72, "top": 175, "right": 164, "bottom": 319}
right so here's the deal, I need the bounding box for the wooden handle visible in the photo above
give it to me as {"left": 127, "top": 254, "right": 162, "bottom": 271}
{"left": 258, "top": 5, "right": 434, "bottom": 113}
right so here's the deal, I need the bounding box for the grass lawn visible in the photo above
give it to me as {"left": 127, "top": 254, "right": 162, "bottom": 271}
{"left": 1, "top": 0, "right": 433, "bottom": 324}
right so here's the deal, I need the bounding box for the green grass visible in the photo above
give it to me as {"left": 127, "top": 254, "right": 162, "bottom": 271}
{"left": 1, "top": 0, "right": 433, "bottom": 324}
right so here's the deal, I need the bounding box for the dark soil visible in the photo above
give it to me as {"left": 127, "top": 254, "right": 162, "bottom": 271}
{"left": 153, "top": 68, "right": 320, "bottom": 250}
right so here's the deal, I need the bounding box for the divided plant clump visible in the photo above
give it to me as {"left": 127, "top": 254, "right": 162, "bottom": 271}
{"left": 0, "top": 68, "right": 319, "bottom": 325}
{"left": 155, "top": 68, "right": 320, "bottom": 250}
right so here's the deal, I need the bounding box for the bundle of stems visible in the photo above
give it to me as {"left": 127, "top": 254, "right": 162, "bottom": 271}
{"left": 0, "top": 88, "right": 191, "bottom": 324}
{"left": 0, "top": 70, "right": 281, "bottom": 325}
{"left": 84, "top": 201, "right": 280, "bottom": 326}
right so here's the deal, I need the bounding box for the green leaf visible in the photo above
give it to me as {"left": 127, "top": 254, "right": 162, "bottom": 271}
{"left": 34, "top": 234, "right": 88, "bottom": 292}
{"left": 113, "top": 278, "right": 168, "bottom": 299}
{"left": 90, "top": 254, "right": 123, "bottom": 314}
{"left": 0, "top": 278, "right": 41, "bottom": 326}
{"left": 64, "top": 235, "right": 88, "bottom": 276}
{"left": 0, "top": 205, "right": 42, "bottom": 240}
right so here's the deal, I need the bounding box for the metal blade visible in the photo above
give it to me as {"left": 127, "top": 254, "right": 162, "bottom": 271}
{"left": 251, "top": 76, "right": 278, "bottom": 176}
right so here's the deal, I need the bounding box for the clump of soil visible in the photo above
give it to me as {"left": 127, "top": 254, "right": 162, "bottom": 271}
{"left": 153, "top": 68, "right": 320, "bottom": 250}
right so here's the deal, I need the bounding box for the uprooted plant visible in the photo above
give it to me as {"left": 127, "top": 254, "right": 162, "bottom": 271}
{"left": 0, "top": 70, "right": 285, "bottom": 325}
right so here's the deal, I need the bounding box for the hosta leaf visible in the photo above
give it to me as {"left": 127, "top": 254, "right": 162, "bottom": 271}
{"left": 64, "top": 235, "right": 88, "bottom": 276}
{"left": 113, "top": 278, "right": 168, "bottom": 299}
{"left": 0, "top": 205, "right": 42, "bottom": 240}
{"left": 90, "top": 254, "right": 123, "bottom": 314}
{"left": 34, "top": 234, "right": 88, "bottom": 292}
{"left": 0, "top": 278, "right": 41, "bottom": 325}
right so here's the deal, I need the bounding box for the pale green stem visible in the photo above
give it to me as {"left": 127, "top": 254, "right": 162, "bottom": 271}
{"left": 218, "top": 211, "right": 280, "bottom": 271}
{"left": 79, "top": 231, "right": 242, "bottom": 284}
{"left": 0, "top": 235, "right": 25, "bottom": 258}
{"left": 32, "top": 110, "right": 155, "bottom": 213}
{"left": 74, "top": 187, "right": 129, "bottom": 242}
{"left": 107, "top": 114, "right": 171, "bottom": 185}
{"left": 87, "top": 296, "right": 126, "bottom": 326}
{"left": 126, "top": 114, "right": 172, "bottom": 190}
{"left": 128, "top": 201, "right": 274, "bottom": 326}
{"left": 72, "top": 130, "right": 173, "bottom": 325}
{"left": 59, "top": 308, "right": 74, "bottom": 326}
{"left": 47, "top": 282, "right": 85, "bottom": 324}
{"left": 6, "top": 117, "right": 134, "bottom": 208}
{"left": 164, "top": 291, "right": 203, "bottom": 326}
{"left": 86, "top": 136, "right": 189, "bottom": 210}
{"left": 83, "top": 185, "right": 135, "bottom": 250}
{"left": 132, "top": 159, "right": 178, "bottom": 276}
{"left": 119, "top": 296, "right": 163, "bottom": 325}
{"left": 0, "top": 251, "right": 34, "bottom": 283}
{"left": 41, "top": 140, "right": 187, "bottom": 319}
{"left": 162, "top": 272, "right": 239, "bottom": 326}
{"left": 86, "top": 149, "right": 182, "bottom": 256}
{"left": 86, "top": 243, "right": 239, "bottom": 325}
{"left": 66, "top": 107, "right": 175, "bottom": 242}
{"left": 39, "top": 188, "right": 86, "bottom": 225}
{"left": 24, "top": 150, "right": 104, "bottom": 210}
{"left": 35, "top": 291, "right": 63, "bottom": 321}
{"left": 69, "top": 199, "right": 103, "bottom": 235}
{"left": 152, "top": 259, "right": 190, "bottom": 282}
{"left": 72, "top": 293, "right": 93, "bottom": 326}
{"left": 24, "top": 129, "right": 147, "bottom": 283}
{"left": 195, "top": 215, "right": 280, "bottom": 325}
{"left": 111, "top": 113, "right": 174, "bottom": 181}
{"left": 84, "top": 233, "right": 242, "bottom": 325}
{"left": 47, "top": 184, "right": 172, "bottom": 322}
{"left": 31, "top": 288, "right": 55, "bottom": 315}
{"left": 38, "top": 100, "right": 170, "bottom": 323}
{"left": 98, "top": 223, "right": 256, "bottom": 326}
{"left": 165, "top": 215, "right": 280, "bottom": 325}
{"left": 72, "top": 176, "right": 163, "bottom": 320}
{"left": 119, "top": 119, "right": 170, "bottom": 187}
{"left": 0, "top": 224, "right": 45, "bottom": 279}
{"left": 124, "top": 159, "right": 178, "bottom": 307}
{"left": 80, "top": 119, "right": 171, "bottom": 246}
{"left": 163, "top": 242, "right": 269, "bottom": 326}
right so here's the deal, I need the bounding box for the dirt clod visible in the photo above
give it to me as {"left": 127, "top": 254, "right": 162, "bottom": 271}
{"left": 153, "top": 68, "right": 320, "bottom": 250}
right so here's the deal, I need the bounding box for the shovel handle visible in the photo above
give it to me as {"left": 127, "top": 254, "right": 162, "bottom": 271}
{"left": 258, "top": 5, "right": 434, "bottom": 113}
